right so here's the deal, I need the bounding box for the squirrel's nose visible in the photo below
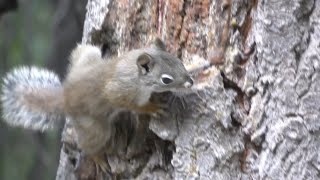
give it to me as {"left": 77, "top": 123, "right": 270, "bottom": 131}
{"left": 183, "top": 77, "right": 193, "bottom": 88}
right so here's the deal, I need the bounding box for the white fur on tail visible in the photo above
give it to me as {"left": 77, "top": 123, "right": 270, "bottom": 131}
{"left": 1, "top": 67, "right": 64, "bottom": 131}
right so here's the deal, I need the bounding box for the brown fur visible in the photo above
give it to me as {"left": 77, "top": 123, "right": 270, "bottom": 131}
{"left": 62, "top": 45, "right": 158, "bottom": 155}
{"left": 22, "top": 87, "right": 64, "bottom": 114}
{"left": 62, "top": 42, "right": 192, "bottom": 158}
{"left": 64, "top": 48, "right": 160, "bottom": 118}
{"left": 2, "top": 41, "right": 192, "bottom": 171}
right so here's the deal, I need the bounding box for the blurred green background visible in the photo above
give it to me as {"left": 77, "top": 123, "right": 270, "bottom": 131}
{"left": 0, "top": 0, "right": 86, "bottom": 179}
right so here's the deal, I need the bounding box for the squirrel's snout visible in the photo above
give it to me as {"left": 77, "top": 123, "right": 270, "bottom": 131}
{"left": 183, "top": 77, "right": 193, "bottom": 88}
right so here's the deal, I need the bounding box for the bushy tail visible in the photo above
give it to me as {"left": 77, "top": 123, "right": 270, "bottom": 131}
{"left": 1, "top": 67, "right": 65, "bottom": 131}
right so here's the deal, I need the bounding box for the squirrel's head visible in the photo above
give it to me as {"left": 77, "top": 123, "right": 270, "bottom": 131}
{"left": 136, "top": 38, "right": 193, "bottom": 93}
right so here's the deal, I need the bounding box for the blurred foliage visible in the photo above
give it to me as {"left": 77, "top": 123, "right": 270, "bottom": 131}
{"left": 0, "top": 0, "right": 53, "bottom": 70}
{"left": 0, "top": 0, "right": 60, "bottom": 180}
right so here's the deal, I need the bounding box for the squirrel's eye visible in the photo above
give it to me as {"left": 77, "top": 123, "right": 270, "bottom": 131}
{"left": 160, "top": 74, "right": 174, "bottom": 85}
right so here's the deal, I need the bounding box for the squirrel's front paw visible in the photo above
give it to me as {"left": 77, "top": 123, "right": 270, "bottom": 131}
{"left": 135, "top": 102, "right": 168, "bottom": 115}
{"left": 151, "top": 103, "right": 171, "bottom": 118}
{"left": 91, "top": 153, "right": 109, "bottom": 173}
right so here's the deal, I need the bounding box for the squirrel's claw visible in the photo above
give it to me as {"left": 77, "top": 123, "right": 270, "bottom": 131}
{"left": 92, "top": 154, "right": 109, "bottom": 173}
{"left": 151, "top": 104, "right": 170, "bottom": 118}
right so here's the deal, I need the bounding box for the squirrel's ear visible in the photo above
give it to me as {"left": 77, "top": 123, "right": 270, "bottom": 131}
{"left": 151, "top": 38, "right": 166, "bottom": 51}
{"left": 137, "top": 53, "right": 154, "bottom": 75}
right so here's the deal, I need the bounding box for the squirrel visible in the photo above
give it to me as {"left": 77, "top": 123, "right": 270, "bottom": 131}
{"left": 0, "top": 38, "right": 193, "bottom": 172}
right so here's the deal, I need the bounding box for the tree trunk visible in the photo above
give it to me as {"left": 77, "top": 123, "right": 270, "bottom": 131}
{"left": 56, "top": 0, "right": 320, "bottom": 179}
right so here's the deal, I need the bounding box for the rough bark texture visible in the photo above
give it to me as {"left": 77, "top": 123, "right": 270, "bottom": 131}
{"left": 56, "top": 0, "right": 320, "bottom": 179}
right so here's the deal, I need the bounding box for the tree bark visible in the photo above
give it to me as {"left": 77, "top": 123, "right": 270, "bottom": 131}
{"left": 56, "top": 0, "right": 320, "bottom": 179}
